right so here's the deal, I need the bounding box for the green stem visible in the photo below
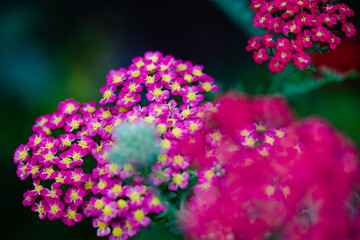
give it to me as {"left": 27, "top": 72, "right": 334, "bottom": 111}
{"left": 268, "top": 71, "right": 284, "bottom": 94}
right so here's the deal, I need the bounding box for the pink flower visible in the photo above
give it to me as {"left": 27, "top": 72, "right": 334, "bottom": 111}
{"left": 199, "top": 77, "right": 219, "bottom": 93}
{"left": 92, "top": 218, "right": 111, "bottom": 237}
{"left": 106, "top": 68, "right": 127, "bottom": 86}
{"left": 145, "top": 82, "right": 170, "bottom": 102}
{"left": 164, "top": 121, "right": 189, "bottom": 139}
{"left": 31, "top": 199, "right": 47, "bottom": 220}
{"left": 45, "top": 198, "right": 65, "bottom": 220}
{"left": 62, "top": 204, "right": 83, "bottom": 226}
{"left": 168, "top": 171, "right": 190, "bottom": 191}
{"left": 342, "top": 22, "right": 356, "bottom": 38}
{"left": 58, "top": 133, "right": 76, "bottom": 151}
{"left": 269, "top": 57, "right": 287, "bottom": 73}
{"left": 64, "top": 114, "right": 84, "bottom": 132}
{"left": 14, "top": 144, "right": 30, "bottom": 164}
{"left": 253, "top": 48, "right": 270, "bottom": 64}
{"left": 64, "top": 186, "right": 86, "bottom": 207}
{"left": 124, "top": 185, "right": 145, "bottom": 207}
{"left": 58, "top": 99, "right": 80, "bottom": 115}
{"left": 293, "top": 51, "right": 311, "bottom": 70}
{"left": 39, "top": 148, "right": 59, "bottom": 167}
{"left": 311, "top": 26, "right": 330, "bottom": 42}
{"left": 100, "top": 85, "right": 117, "bottom": 105}
{"left": 261, "top": 33, "right": 275, "bottom": 48}
{"left": 149, "top": 163, "right": 171, "bottom": 186}
{"left": 180, "top": 86, "right": 204, "bottom": 107}
{"left": 253, "top": 12, "right": 272, "bottom": 28}
{"left": 246, "top": 36, "right": 261, "bottom": 52}
{"left": 130, "top": 208, "right": 151, "bottom": 227}
{"left": 116, "top": 92, "right": 141, "bottom": 108}
{"left": 283, "top": 20, "right": 301, "bottom": 34}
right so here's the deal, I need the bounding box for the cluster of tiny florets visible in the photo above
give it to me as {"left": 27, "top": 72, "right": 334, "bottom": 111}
{"left": 14, "top": 51, "right": 219, "bottom": 239}
{"left": 179, "top": 93, "right": 360, "bottom": 240}
{"left": 247, "top": 0, "right": 356, "bottom": 72}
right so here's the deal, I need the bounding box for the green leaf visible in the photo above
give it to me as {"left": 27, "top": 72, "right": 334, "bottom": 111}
{"left": 278, "top": 69, "right": 359, "bottom": 97}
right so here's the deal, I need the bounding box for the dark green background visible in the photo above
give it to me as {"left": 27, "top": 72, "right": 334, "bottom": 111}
{"left": 1, "top": 0, "right": 359, "bottom": 239}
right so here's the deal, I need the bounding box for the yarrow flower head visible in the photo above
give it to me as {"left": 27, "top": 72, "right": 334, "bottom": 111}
{"left": 247, "top": 0, "right": 357, "bottom": 72}
{"left": 14, "top": 51, "right": 219, "bottom": 239}
{"left": 178, "top": 93, "right": 360, "bottom": 240}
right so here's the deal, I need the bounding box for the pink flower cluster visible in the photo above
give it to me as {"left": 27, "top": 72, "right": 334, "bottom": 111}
{"left": 247, "top": 0, "right": 357, "bottom": 72}
{"left": 179, "top": 93, "right": 360, "bottom": 240}
{"left": 99, "top": 51, "right": 218, "bottom": 192}
{"left": 14, "top": 51, "right": 219, "bottom": 239}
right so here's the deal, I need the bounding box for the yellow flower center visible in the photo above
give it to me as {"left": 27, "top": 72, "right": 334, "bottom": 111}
{"left": 45, "top": 153, "right": 54, "bottom": 161}
{"left": 112, "top": 185, "right": 122, "bottom": 194}
{"left": 31, "top": 165, "right": 39, "bottom": 175}
{"left": 134, "top": 210, "right": 145, "bottom": 221}
{"left": 161, "top": 139, "right": 171, "bottom": 150}
{"left": 162, "top": 75, "right": 171, "bottom": 82}
{"left": 172, "top": 128, "right": 182, "bottom": 138}
{"left": 70, "top": 120, "right": 80, "bottom": 129}
{"left": 173, "top": 174, "right": 183, "bottom": 185}
{"left": 265, "top": 185, "right": 275, "bottom": 196}
{"left": 153, "top": 88, "right": 163, "bottom": 97}
{"left": 123, "top": 163, "right": 133, "bottom": 172}
{"left": 35, "top": 185, "right": 43, "bottom": 193}
{"left": 93, "top": 122, "right": 102, "bottom": 132}
{"left": 72, "top": 152, "right": 81, "bottom": 161}
{"left": 62, "top": 139, "right": 71, "bottom": 146}
{"left": 202, "top": 82, "right": 212, "bottom": 92}
{"left": 129, "top": 84, "right": 137, "bottom": 92}
{"left": 84, "top": 181, "right": 94, "bottom": 190}
{"left": 98, "top": 222, "right": 108, "bottom": 230}
{"left": 184, "top": 74, "right": 193, "bottom": 82}
{"left": 145, "top": 76, "right": 154, "bottom": 84}
{"left": 102, "top": 111, "right": 111, "bottom": 118}
{"left": 193, "top": 69, "right": 202, "bottom": 76}
{"left": 177, "top": 64, "right": 187, "bottom": 71}
{"left": 70, "top": 191, "right": 79, "bottom": 201}
{"left": 146, "top": 63, "right": 156, "bottom": 71}
{"left": 112, "top": 227, "right": 123, "bottom": 237}
{"left": 20, "top": 151, "right": 28, "bottom": 160}
{"left": 211, "top": 132, "right": 222, "bottom": 142}
{"left": 117, "top": 199, "right": 127, "bottom": 209}
{"left": 67, "top": 210, "right": 76, "bottom": 219}
{"left": 131, "top": 70, "right": 140, "bottom": 78}
{"left": 46, "top": 168, "right": 54, "bottom": 176}
{"left": 130, "top": 192, "right": 140, "bottom": 202}
{"left": 65, "top": 104, "right": 75, "bottom": 113}
{"left": 103, "top": 90, "right": 113, "bottom": 99}
{"left": 78, "top": 141, "right": 87, "bottom": 149}
{"left": 256, "top": 125, "right": 266, "bottom": 131}
{"left": 51, "top": 205, "right": 59, "bottom": 214}
{"left": 112, "top": 76, "right": 122, "bottom": 83}
{"left": 157, "top": 154, "right": 167, "bottom": 162}
{"left": 151, "top": 197, "right": 160, "bottom": 206}
{"left": 187, "top": 92, "right": 196, "bottom": 101}
{"left": 173, "top": 155, "right": 184, "bottom": 165}
{"left": 265, "top": 136, "right": 275, "bottom": 145}
{"left": 34, "top": 137, "right": 42, "bottom": 145}
{"left": 171, "top": 83, "right": 181, "bottom": 91}
{"left": 205, "top": 170, "right": 214, "bottom": 180}
{"left": 94, "top": 199, "right": 104, "bottom": 209}
{"left": 245, "top": 137, "right": 255, "bottom": 147}
{"left": 189, "top": 123, "right": 199, "bottom": 132}
{"left": 103, "top": 206, "right": 112, "bottom": 216}
{"left": 98, "top": 181, "right": 107, "bottom": 189}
